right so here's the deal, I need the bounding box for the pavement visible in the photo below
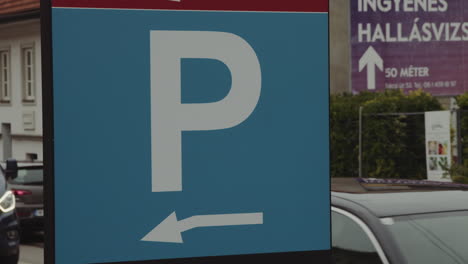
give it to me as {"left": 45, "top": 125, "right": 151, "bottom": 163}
{"left": 19, "top": 233, "right": 44, "bottom": 264}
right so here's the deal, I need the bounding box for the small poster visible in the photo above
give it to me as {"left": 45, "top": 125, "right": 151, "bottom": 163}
{"left": 425, "top": 111, "right": 451, "bottom": 181}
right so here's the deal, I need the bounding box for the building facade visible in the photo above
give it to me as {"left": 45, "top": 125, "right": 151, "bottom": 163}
{"left": 330, "top": 0, "right": 351, "bottom": 95}
{"left": 0, "top": 0, "right": 41, "bottom": 161}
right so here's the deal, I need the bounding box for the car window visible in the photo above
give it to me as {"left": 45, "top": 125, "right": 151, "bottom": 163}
{"left": 332, "top": 211, "right": 384, "bottom": 264}
{"left": 387, "top": 211, "right": 468, "bottom": 264}
{"left": 0, "top": 168, "right": 5, "bottom": 188}
{"left": 10, "top": 167, "right": 43, "bottom": 185}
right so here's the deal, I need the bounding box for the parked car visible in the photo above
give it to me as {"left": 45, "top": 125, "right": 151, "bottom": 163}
{"left": 0, "top": 160, "right": 43, "bottom": 237}
{"left": 0, "top": 160, "right": 20, "bottom": 264}
{"left": 332, "top": 178, "right": 468, "bottom": 264}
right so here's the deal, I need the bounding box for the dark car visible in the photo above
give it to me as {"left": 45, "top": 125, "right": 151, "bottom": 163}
{"left": 0, "top": 160, "right": 20, "bottom": 264}
{"left": 1, "top": 160, "right": 44, "bottom": 236}
{"left": 332, "top": 178, "right": 468, "bottom": 264}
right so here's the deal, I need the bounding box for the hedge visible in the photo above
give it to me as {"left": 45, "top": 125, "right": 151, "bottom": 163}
{"left": 331, "top": 90, "right": 443, "bottom": 179}
{"left": 455, "top": 93, "right": 468, "bottom": 167}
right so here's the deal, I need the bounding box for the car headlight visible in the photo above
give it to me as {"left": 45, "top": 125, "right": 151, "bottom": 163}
{"left": 0, "top": 191, "right": 15, "bottom": 213}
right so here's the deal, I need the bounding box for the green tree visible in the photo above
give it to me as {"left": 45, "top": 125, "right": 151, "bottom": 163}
{"left": 456, "top": 93, "right": 468, "bottom": 167}
{"left": 362, "top": 90, "right": 442, "bottom": 179}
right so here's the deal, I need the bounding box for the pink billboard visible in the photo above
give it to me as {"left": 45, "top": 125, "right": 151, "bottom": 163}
{"left": 351, "top": 0, "right": 468, "bottom": 96}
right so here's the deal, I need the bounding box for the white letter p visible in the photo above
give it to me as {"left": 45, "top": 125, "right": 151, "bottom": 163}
{"left": 150, "top": 31, "right": 262, "bottom": 192}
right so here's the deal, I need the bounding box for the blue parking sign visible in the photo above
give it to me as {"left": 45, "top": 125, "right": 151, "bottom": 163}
{"left": 42, "top": 0, "right": 330, "bottom": 263}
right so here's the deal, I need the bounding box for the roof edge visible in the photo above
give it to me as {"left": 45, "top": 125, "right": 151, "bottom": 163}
{"left": 0, "top": 9, "right": 40, "bottom": 24}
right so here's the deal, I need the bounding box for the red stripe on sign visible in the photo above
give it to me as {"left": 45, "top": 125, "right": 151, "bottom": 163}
{"left": 52, "top": 0, "right": 328, "bottom": 12}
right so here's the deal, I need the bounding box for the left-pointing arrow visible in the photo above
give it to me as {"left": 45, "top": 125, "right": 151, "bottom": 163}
{"left": 141, "top": 212, "right": 264, "bottom": 243}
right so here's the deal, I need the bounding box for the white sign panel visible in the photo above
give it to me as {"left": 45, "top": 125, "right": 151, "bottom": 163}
{"left": 425, "top": 111, "right": 452, "bottom": 182}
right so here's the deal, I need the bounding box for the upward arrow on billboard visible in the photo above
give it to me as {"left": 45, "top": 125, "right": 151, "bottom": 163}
{"left": 359, "top": 46, "right": 383, "bottom": 90}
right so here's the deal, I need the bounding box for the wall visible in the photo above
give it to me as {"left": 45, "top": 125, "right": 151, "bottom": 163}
{"left": 0, "top": 19, "right": 42, "bottom": 161}
{"left": 330, "top": 0, "right": 351, "bottom": 95}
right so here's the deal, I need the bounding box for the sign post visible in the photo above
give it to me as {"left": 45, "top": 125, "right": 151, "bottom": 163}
{"left": 42, "top": 1, "right": 331, "bottom": 263}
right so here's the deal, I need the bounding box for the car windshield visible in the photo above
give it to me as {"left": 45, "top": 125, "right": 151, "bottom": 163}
{"left": 386, "top": 211, "right": 468, "bottom": 264}
{"left": 10, "top": 167, "right": 43, "bottom": 185}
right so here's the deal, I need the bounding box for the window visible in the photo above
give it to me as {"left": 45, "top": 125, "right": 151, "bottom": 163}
{"left": 387, "top": 212, "right": 468, "bottom": 264}
{"left": 25, "top": 153, "right": 38, "bottom": 162}
{"left": 10, "top": 167, "right": 43, "bottom": 185}
{"left": 0, "top": 165, "right": 5, "bottom": 186}
{"left": 0, "top": 50, "right": 10, "bottom": 102}
{"left": 22, "top": 46, "right": 35, "bottom": 102}
{"left": 332, "top": 209, "right": 386, "bottom": 264}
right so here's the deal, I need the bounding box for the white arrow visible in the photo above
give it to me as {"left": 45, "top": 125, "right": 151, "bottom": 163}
{"left": 141, "top": 212, "right": 264, "bottom": 243}
{"left": 359, "top": 46, "right": 383, "bottom": 90}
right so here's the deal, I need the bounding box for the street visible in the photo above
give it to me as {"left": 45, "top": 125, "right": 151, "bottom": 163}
{"left": 19, "top": 233, "right": 44, "bottom": 264}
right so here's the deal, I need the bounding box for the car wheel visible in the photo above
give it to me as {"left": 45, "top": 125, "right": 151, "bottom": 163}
{"left": 0, "top": 253, "right": 19, "bottom": 264}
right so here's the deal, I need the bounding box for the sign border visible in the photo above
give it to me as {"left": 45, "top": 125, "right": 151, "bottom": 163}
{"left": 40, "top": 0, "right": 55, "bottom": 263}
{"left": 51, "top": 0, "right": 328, "bottom": 13}
{"left": 40, "top": 0, "right": 332, "bottom": 263}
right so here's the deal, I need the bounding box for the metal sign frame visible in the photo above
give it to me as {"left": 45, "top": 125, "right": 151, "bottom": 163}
{"left": 41, "top": 1, "right": 332, "bottom": 263}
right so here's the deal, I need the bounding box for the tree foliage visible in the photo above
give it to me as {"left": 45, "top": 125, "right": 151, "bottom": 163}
{"left": 442, "top": 164, "right": 468, "bottom": 184}
{"left": 331, "top": 90, "right": 443, "bottom": 178}
{"left": 440, "top": 93, "right": 468, "bottom": 184}
{"left": 455, "top": 93, "right": 468, "bottom": 167}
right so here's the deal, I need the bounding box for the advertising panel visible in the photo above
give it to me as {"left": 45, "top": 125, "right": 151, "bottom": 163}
{"left": 351, "top": 0, "right": 468, "bottom": 95}
{"left": 425, "top": 111, "right": 452, "bottom": 181}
